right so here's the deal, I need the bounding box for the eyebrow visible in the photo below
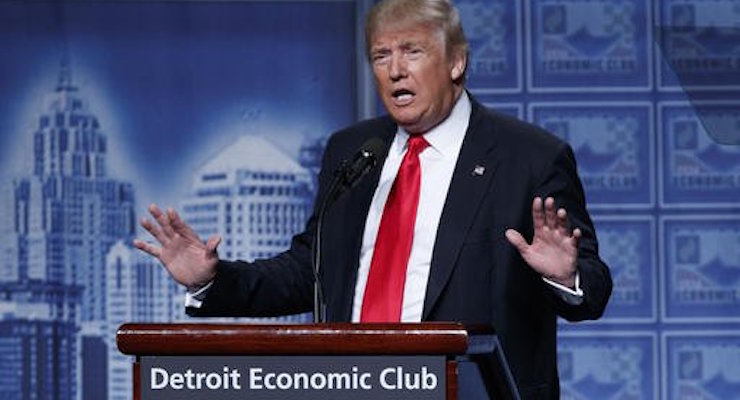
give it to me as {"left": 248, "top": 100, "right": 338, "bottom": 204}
{"left": 371, "top": 38, "right": 428, "bottom": 53}
{"left": 399, "top": 40, "right": 425, "bottom": 50}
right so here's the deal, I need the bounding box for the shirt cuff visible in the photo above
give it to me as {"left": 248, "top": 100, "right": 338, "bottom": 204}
{"left": 184, "top": 280, "right": 214, "bottom": 308}
{"left": 542, "top": 272, "right": 583, "bottom": 305}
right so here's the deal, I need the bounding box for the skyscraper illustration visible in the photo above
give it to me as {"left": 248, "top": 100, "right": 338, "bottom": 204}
{"left": 181, "top": 135, "right": 315, "bottom": 322}
{"left": 15, "top": 60, "right": 136, "bottom": 321}
{"left": 0, "top": 60, "right": 137, "bottom": 399}
{"left": 0, "top": 316, "right": 77, "bottom": 399}
{"left": 105, "top": 241, "right": 177, "bottom": 400}
{"left": 182, "top": 135, "right": 313, "bottom": 263}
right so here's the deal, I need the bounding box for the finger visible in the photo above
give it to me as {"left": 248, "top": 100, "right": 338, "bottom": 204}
{"left": 532, "top": 197, "right": 545, "bottom": 231}
{"left": 572, "top": 227, "right": 582, "bottom": 242}
{"left": 133, "top": 238, "right": 162, "bottom": 258}
{"left": 148, "top": 203, "right": 163, "bottom": 219}
{"left": 168, "top": 208, "right": 200, "bottom": 241}
{"left": 568, "top": 227, "right": 582, "bottom": 249}
{"left": 544, "top": 197, "right": 557, "bottom": 230}
{"left": 140, "top": 217, "right": 168, "bottom": 245}
{"left": 206, "top": 235, "right": 222, "bottom": 254}
{"left": 149, "top": 204, "right": 175, "bottom": 238}
{"left": 505, "top": 229, "right": 529, "bottom": 254}
{"left": 556, "top": 208, "right": 570, "bottom": 237}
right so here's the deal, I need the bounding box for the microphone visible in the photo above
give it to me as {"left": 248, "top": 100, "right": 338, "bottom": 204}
{"left": 312, "top": 137, "right": 387, "bottom": 323}
{"left": 340, "top": 137, "right": 387, "bottom": 191}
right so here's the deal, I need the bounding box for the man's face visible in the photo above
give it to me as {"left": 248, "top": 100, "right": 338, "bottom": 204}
{"left": 370, "top": 24, "right": 465, "bottom": 134}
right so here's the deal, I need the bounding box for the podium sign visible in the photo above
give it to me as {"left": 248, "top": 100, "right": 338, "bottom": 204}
{"left": 118, "top": 323, "right": 520, "bottom": 400}
{"left": 141, "top": 355, "right": 445, "bottom": 400}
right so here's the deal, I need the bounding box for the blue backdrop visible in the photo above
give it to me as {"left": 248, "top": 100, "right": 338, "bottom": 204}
{"left": 0, "top": 1, "right": 738, "bottom": 399}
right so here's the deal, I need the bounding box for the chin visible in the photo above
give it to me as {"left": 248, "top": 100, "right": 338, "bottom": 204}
{"left": 393, "top": 118, "right": 420, "bottom": 131}
{"left": 389, "top": 112, "right": 421, "bottom": 128}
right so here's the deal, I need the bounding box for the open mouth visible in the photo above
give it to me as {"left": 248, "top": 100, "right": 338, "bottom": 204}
{"left": 392, "top": 88, "right": 415, "bottom": 104}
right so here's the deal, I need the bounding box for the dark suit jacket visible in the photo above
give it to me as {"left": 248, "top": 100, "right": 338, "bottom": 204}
{"left": 189, "top": 97, "right": 613, "bottom": 399}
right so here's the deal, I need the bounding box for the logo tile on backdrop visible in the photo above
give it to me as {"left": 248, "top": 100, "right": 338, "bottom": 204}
{"left": 457, "top": 0, "right": 521, "bottom": 93}
{"left": 528, "top": 0, "right": 651, "bottom": 91}
{"left": 558, "top": 333, "right": 656, "bottom": 400}
{"left": 662, "top": 217, "right": 740, "bottom": 322}
{"left": 590, "top": 217, "right": 656, "bottom": 322}
{"left": 660, "top": 102, "right": 740, "bottom": 207}
{"left": 531, "top": 103, "right": 653, "bottom": 207}
{"left": 665, "top": 333, "right": 740, "bottom": 400}
{"left": 658, "top": 0, "right": 740, "bottom": 90}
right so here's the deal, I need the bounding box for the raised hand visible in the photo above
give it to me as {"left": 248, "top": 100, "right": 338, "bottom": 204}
{"left": 133, "top": 204, "right": 220, "bottom": 290}
{"left": 505, "top": 197, "right": 581, "bottom": 288}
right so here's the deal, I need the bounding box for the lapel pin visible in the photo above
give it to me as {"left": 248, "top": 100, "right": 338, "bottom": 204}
{"left": 472, "top": 165, "right": 485, "bottom": 176}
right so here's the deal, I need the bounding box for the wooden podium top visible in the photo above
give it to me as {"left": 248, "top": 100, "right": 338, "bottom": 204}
{"left": 117, "top": 322, "right": 493, "bottom": 356}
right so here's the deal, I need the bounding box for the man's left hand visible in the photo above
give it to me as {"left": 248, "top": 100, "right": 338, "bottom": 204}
{"left": 505, "top": 196, "right": 581, "bottom": 288}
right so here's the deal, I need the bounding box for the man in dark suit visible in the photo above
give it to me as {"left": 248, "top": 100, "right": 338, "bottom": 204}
{"left": 135, "top": 0, "right": 612, "bottom": 398}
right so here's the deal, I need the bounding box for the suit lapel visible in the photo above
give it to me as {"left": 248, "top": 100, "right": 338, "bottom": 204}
{"left": 422, "top": 100, "right": 501, "bottom": 320}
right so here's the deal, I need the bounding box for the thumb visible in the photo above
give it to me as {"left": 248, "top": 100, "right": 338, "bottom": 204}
{"left": 505, "top": 229, "right": 529, "bottom": 254}
{"left": 206, "top": 235, "right": 222, "bottom": 254}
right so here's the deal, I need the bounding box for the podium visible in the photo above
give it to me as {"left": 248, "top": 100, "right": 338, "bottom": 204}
{"left": 117, "top": 322, "right": 520, "bottom": 400}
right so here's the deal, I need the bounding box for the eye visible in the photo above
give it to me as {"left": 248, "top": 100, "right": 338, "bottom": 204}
{"left": 371, "top": 51, "right": 390, "bottom": 65}
{"left": 405, "top": 47, "right": 424, "bottom": 59}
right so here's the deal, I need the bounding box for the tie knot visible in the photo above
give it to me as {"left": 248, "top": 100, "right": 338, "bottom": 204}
{"left": 407, "top": 135, "right": 429, "bottom": 156}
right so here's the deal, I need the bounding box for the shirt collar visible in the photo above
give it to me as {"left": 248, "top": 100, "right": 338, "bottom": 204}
{"left": 394, "top": 91, "right": 472, "bottom": 158}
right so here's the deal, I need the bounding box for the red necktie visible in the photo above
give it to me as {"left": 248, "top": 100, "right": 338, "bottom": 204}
{"left": 361, "top": 135, "right": 429, "bottom": 322}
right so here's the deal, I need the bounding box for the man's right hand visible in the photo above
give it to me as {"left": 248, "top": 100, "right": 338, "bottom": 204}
{"left": 134, "top": 204, "right": 220, "bottom": 291}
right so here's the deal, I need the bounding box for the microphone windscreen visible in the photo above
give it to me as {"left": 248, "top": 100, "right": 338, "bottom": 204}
{"left": 361, "top": 137, "right": 387, "bottom": 161}
{"left": 341, "top": 137, "right": 387, "bottom": 189}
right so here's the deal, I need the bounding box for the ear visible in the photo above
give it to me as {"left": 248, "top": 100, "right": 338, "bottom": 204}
{"left": 449, "top": 50, "right": 467, "bottom": 81}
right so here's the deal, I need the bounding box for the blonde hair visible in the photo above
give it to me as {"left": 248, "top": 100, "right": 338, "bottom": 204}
{"left": 365, "top": 0, "right": 469, "bottom": 63}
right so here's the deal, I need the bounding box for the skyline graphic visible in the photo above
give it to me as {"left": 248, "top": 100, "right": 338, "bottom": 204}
{"left": 0, "top": 0, "right": 356, "bottom": 211}
{"left": 0, "top": 2, "right": 357, "bottom": 398}
{"left": 0, "top": 55, "right": 332, "bottom": 399}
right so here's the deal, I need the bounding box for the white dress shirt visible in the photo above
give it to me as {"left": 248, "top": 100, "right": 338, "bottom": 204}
{"left": 350, "top": 92, "right": 472, "bottom": 322}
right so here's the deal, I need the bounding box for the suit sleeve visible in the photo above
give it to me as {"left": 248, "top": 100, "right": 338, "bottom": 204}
{"left": 535, "top": 143, "right": 613, "bottom": 321}
{"left": 186, "top": 134, "right": 343, "bottom": 318}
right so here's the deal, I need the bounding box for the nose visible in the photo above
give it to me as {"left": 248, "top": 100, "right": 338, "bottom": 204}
{"left": 388, "top": 53, "right": 407, "bottom": 81}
